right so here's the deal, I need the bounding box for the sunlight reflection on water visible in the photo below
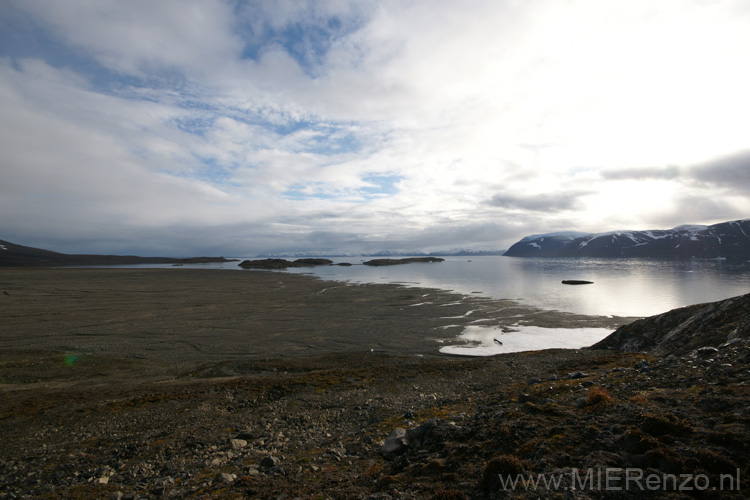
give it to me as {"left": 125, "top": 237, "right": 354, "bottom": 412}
{"left": 279, "top": 256, "right": 750, "bottom": 317}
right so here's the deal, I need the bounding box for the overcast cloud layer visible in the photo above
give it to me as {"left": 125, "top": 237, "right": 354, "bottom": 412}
{"left": 1, "top": 0, "right": 749, "bottom": 256}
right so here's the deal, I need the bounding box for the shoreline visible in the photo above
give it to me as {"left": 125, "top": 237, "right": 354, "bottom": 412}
{"left": 0, "top": 268, "right": 633, "bottom": 373}
{"left": 1, "top": 268, "right": 748, "bottom": 498}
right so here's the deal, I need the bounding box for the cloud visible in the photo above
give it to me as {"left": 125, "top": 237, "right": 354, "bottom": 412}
{"left": 601, "top": 166, "right": 681, "bottom": 181}
{"left": 690, "top": 149, "right": 750, "bottom": 190}
{"left": 487, "top": 192, "right": 585, "bottom": 212}
{"left": 2, "top": 1, "right": 749, "bottom": 255}
{"left": 599, "top": 149, "right": 750, "bottom": 199}
{"left": 5, "top": 0, "right": 241, "bottom": 78}
{"left": 649, "top": 195, "right": 748, "bottom": 230}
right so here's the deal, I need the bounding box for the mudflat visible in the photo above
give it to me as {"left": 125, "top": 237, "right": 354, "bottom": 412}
{"left": 0, "top": 268, "right": 628, "bottom": 381}
{"left": 10, "top": 269, "right": 747, "bottom": 499}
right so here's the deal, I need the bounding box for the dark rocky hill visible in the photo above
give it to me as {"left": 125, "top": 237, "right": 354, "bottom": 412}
{"left": 591, "top": 292, "right": 750, "bottom": 356}
{"left": 0, "top": 239, "right": 235, "bottom": 267}
{"left": 504, "top": 218, "right": 750, "bottom": 259}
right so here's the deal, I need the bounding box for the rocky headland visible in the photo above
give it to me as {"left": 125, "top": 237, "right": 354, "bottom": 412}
{"left": 1, "top": 269, "right": 748, "bottom": 499}
{"left": 0, "top": 239, "right": 236, "bottom": 267}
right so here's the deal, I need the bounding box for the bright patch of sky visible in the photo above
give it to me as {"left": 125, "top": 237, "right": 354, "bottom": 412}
{"left": 0, "top": 0, "right": 749, "bottom": 256}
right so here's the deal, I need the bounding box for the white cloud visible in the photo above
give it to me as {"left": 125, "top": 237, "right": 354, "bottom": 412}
{"left": 1, "top": 0, "right": 749, "bottom": 255}
{"left": 11, "top": 0, "right": 242, "bottom": 77}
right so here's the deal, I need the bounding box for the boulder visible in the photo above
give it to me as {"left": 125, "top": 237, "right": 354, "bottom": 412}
{"left": 380, "top": 428, "right": 408, "bottom": 460}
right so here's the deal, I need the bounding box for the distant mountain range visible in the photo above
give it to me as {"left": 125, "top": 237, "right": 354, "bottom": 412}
{"left": 504, "top": 219, "right": 750, "bottom": 259}
{"left": 0, "top": 239, "right": 236, "bottom": 267}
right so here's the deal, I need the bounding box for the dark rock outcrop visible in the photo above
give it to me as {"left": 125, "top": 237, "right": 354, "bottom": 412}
{"left": 380, "top": 418, "right": 456, "bottom": 460}
{"left": 590, "top": 292, "right": 750, "bottom": 356}
{"left": 237, "top": 258, "right": 333, "bottom": 269}
{"left": 362, "top": 257, "right": 444, "bottom": 266}
{"left": 505, "top": 218, "right": 750, "bottom": 259}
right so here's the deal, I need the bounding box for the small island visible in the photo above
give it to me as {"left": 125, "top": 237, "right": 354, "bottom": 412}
{"left": 362, "top": 257, "right": 445, "bottom": 266}
{"left": 237, "top": 258, "right": 333, "bottom": 269}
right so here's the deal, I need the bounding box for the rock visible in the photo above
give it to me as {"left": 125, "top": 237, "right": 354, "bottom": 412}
{"left": 720, "top": 338, "right": 743, "bottom": 349}
{"left": 591, "top": 292, "right": 750, "bottom": 356}
{"left": 527, "top": 378, "right": 542, "bottom": 385}
{"left": 260, "top": 456, "right": 281, "bottom": 468}
{"left": 229, "top": 439, "right": 247, "bottom": 450}
{"left": 376, "top": 418, "right": 455, "bottom": 460}
{"left": 216, "top": 472, "right": 235, "bottom": 484}
{"left": 380, "top": 428, "right": 408, "bottom": 460}
{"left": 565, "top": 371, "right": 588, "bottom": 380}
{"left": 518, "top": 393, "right": 539, "bottom": 404}
{"left": 561, "top": 280, "right": 594, "bottom": 285}
{"left": 635, "top": 359, "right": 651, "bottom": 372}
{"left": 405, "top": 418, "right": 438, "bottom": 448}
{"left": 695, "top": 346, "right": 719, "bottom": 357}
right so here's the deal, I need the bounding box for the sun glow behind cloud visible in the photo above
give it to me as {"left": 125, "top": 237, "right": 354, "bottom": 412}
{"left": 0, "top": 0, "right": 748, "bottom": 256}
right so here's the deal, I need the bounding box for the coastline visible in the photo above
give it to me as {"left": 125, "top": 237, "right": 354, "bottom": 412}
{"left": 0, "top": 268, "right": 632, "bottom": 373}
{"left": 3, "top": 268, "right": 747, "bottom": 499}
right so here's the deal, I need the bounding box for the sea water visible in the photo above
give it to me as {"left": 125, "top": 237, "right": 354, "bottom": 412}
{"left": 277, "top": 256, "right": 750, "bottom": 318}
{"left": 276, "top": 255, "right": 750, "bottom": 356}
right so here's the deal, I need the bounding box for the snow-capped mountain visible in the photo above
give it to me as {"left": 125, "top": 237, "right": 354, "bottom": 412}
{"left": 504, "top": 219, "right": 750, "bottom": 259}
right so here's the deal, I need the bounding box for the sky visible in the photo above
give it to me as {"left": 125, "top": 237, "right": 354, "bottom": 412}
{"left": 1, "top": 0, "right": 749, "bottom": 257}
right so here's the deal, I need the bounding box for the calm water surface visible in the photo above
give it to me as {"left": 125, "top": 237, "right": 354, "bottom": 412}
{"left": 276, "top": 256, "right": 750, "bottom": 317}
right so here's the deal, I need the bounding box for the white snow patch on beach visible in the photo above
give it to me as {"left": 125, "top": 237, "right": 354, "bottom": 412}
{"left": 439, "top": 325, "right": 613, "bottom": 356}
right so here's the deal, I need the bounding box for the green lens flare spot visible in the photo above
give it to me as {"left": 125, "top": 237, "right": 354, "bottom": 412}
{"left": 64, "top": 354, "right": 80, "bottom": 366}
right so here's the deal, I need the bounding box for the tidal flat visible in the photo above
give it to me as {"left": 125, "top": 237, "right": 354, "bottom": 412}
{"left": 0, "top": 268, "right": 630, "bottom": 381}
{"left": 2, "top": 269, "right": 747, "bottom": 499}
